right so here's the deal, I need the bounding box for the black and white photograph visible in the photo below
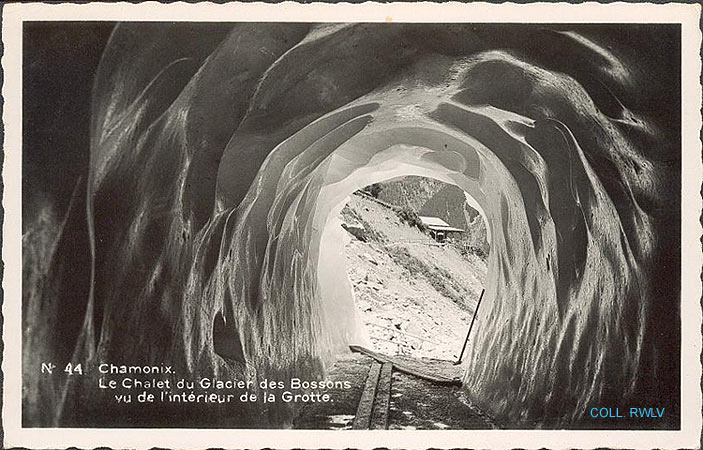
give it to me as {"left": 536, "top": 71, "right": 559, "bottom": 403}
{"left": 3, "top": 2, "right": 702, "bottom": 449}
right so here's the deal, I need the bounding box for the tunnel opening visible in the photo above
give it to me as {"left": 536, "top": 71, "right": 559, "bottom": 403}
{"left": 301, "top": 147, "right": 501, "bottom": 428}
{"left": 311, "top": 137, "right": 496, "bottom": 367}
{"left": 338, "top": 176, "right": 489, "bottom": 361}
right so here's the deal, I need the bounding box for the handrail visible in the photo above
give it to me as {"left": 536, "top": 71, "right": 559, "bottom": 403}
{"left": 383, "top": 240, "right": 447, "bottom": 248}
{"left": 455, "top": 288, "right": 484, "bottom": 365}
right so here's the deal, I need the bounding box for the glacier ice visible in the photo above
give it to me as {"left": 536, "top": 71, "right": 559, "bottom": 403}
{"left": 22, "top": 23, "right": 681, "bottom": 428}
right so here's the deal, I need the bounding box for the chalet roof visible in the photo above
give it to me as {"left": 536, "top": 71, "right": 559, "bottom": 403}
{"left": 419, "top": 216, "right": 464, "bottom": 233}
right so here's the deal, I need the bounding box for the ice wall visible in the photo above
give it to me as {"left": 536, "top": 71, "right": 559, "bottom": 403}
{"left": 23, "top": 23, "right": 680, "bottom": 428}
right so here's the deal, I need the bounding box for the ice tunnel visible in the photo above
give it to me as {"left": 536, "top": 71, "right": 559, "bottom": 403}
{"left": 23, "top": 23, "right": 681, "bottom": 428}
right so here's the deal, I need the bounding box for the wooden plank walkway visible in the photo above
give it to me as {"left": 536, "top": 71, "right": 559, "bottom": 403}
{"left": 371, "top": 363, "right": 392, "bottom": 429}
{"left": 349, "top": 345, "right": 464, "bottom": 430}
{"left": 352, "top": 360, "right": 393, "bottom": 430}
{"left": 351, "top": 362, "right": 381, "bottom": 429}
{"left": 292, "top": 352, "right": 496, "bottom": 430}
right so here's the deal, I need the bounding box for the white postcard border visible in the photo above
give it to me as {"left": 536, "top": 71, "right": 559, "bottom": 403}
{"left": 2, "top": 2, "right": 701, "bottom": 449}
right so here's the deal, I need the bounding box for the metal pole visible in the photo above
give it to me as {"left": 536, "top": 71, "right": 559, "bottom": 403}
{"left": 455, "top": 288, "right": 485, "bottom": 365}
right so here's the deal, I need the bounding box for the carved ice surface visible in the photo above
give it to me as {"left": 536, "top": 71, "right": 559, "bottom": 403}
{"left": 23, "top": 23, "right": 680, "bottom": 428}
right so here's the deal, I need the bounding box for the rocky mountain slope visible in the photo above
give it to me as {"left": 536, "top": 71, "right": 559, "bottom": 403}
{"left": 340, "top": 192, "right": 487, "bottom": 360}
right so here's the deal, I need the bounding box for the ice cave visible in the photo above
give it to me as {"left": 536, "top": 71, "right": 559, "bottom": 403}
{"left": 23, "top": 23, "right": 681, "bottom": 428}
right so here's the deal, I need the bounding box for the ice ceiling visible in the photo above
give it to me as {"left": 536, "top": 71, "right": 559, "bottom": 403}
{"left": 24, "top": 23, "right": 681, "bottom": 428}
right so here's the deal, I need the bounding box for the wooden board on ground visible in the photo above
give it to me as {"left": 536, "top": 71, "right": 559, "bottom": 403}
{"left": 349, "top": 345, "right": 462, "bottom": 386}
{"left": 351, "top": 361, "right": 381, "bottom": 429}
{"left": 370, "top": 362, "right": 392, "bottom": 430}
